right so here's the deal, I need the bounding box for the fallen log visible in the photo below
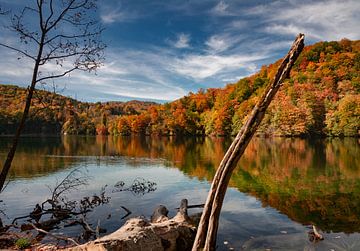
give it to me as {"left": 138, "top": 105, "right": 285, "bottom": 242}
{"left": 192, "top": 33, "right": 305, "bottom": 251}
{"left": 64, "top": 199, "right": 196, "bottom": 251}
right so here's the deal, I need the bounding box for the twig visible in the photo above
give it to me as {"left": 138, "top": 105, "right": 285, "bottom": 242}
{"left": 312, "top": 225, "right": 323, "bottom": 240}
{"left": 79, "top": 217, "right": 95, "bottom": 233}
{"left": 12, "top": 211, "right": 52, "bottom": 224}
{"left": 95, "top": 219, "right": 100, "bottom": 239}
{"left": 120, "top": 206, "right": 131, "bottom": 219}
{"left": 121, "top": 206, "right": 131, "bottom": 214}
{"left": 30, "top": 223, "right": 80, "bottom": 246}
{"left": 176, "top": 203, "right": 204, "bottom": 209}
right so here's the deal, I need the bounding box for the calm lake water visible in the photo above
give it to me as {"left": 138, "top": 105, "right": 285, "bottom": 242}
{"left": 1, "top": 136, "right": 360, "bottom": 250}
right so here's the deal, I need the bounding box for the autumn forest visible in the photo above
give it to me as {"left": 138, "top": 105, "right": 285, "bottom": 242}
{"left": 1, "top": 39, "right": 360, "bottom": 138}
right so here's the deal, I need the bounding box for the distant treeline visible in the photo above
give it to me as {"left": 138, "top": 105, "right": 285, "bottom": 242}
{"left": 0, "top": 85, "right": 156, "bottom": 135}
{"left": 1, "top": 39, "right": 359, "bottom": 137}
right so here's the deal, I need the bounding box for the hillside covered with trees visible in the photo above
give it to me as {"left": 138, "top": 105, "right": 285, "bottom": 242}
{"left": 0, "top": 85, "right": 156, "bottom": 135}
{"left": 1, "top": 39, "right": 359, "bottom": 137}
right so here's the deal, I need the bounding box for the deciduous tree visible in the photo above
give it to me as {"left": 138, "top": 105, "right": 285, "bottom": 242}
{"left": 0, "top": 0, "right": 105, "bottom": 192}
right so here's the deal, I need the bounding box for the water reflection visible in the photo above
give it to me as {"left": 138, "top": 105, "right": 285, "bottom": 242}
{"left": 1, "top": 136, "right": 360, "bottom": 237}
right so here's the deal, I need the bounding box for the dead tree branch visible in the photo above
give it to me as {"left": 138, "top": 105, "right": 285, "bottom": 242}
{"left": 30, "top": 223, "right": 80, "bottom": 246}
{"left": 192, "top": 34, "right": 305, "bottom": 251}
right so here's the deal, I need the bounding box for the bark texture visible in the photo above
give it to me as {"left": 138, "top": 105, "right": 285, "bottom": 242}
{"left": 192, "top": 34, "right": 305, "bottom": 251}
{"left": 63, "top": 199, "right": 196, "bottom": 251}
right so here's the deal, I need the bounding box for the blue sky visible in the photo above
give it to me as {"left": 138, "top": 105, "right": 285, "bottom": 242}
{"left": 0, "top": 0, "right": 359, "bottom": 102}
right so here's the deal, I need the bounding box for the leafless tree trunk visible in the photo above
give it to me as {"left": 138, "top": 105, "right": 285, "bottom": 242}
{"left": 0, "top": 0, "right": 105, "bottom": 192}
{"left": 192, "top": 34, "right": 305, "bottom": 251}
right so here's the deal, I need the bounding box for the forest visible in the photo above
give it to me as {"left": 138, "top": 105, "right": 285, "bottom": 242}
{"left": 1, "top": 39, "right": 359, "bottom": 137}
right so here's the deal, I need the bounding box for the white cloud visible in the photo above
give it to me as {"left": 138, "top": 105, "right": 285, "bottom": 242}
{"left": 212, "top": 1, "right": 229, "bottom": 15}
{"left": 101, "top": 11, "right": 125, "bottom": 24}
{"left": 100, "top": 5, "right": 138, "bottom": 24}
{"left": 100, "top": 62, "right": 129, "bottom": 76}
{"left": 229, "top": 20, "right": 247, "bottom": 30}
{"left": 250, "top": 0, "right": 360, "bottom": 41}
{"left": 6, "top": 0, "right": 358, "bottom": 102}
{"left": 205, "top": 35, "right": 230, "bottom": 53}
{"left": 0, "top": 48, "right": 33, "bottom": 81}
{"left": 173, "top": 33, "right": 191, "bottom": 49}
{"left": 204, "top": 32, "right": 248, "bottom": 55}
{"left": 171, "top": 53, "right": 266, "bottom": 81}
{"left": 0, "top": 45, "right": 188, "bottom": 101}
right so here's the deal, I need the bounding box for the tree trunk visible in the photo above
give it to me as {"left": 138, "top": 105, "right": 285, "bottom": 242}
{"left": 0, "top": 36, "right": 45, "bottom": 192}
{"left": 192, "top": 34, "right": 305, "bottom": 251}
{"left": 59, "top": 199, "right": 196, "bottom": 251}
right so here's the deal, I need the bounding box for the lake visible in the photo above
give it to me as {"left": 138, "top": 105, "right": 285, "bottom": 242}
{"left": 1, "top": 136, "right": 360, "bottom": 250}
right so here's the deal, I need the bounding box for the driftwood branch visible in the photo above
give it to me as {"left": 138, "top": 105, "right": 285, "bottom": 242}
{"left": 176, "top": 203, "right": 204, "bottom": 209}
{"left": 192, "top": 33, "right": 305, "bottom": 251}
{"left": 65, "top": 199, "right": 196, "bottom": 251}
{"left": 30, "top": 223, "right": 80, "bottom": 246}
{"left": 309, "top": 225, "right": 324, "bottom": 241}
{"left": 120, "top": 206, "right": 132, "bottom": 219}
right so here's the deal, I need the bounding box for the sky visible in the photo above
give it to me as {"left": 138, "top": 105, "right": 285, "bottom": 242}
{"left": 0, "top": 0, "right": 359, "bottom": 102}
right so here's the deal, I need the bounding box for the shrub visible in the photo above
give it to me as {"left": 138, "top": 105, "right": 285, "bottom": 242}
{"left": 15, "top": 238, "right": 31, "bottom": 249}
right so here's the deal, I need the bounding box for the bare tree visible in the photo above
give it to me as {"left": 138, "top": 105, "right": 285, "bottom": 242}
{"left": 0, "top": 0, "right": 105, "bottom": 192}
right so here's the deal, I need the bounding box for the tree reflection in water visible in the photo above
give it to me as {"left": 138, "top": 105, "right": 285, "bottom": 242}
{"left": 1, "top": 136, "right": 359, "bottom": 240}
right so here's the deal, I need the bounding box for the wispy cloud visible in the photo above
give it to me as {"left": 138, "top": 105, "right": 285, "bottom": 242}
{"left": 0, "top": 49, "right": 33, "bottom": 81}
{"left": 100, "top": 4, "right": 138, "bottom": 24}
{"left": 172, "top": 33, "right": 191, "bottom": 49}
{"left": 249, "top": 0, "right": 360, "bottom": 41}
{"left": 0, "top": 45, "right": 187, "bottom": 101}
{"left": 2, "top": 0, "right": 358, "bottom": 102}
{"left": 68, "top": 48, "right": 188, "bottom": 101}
{"left": 205, "top": 33, "right": 245, "bottom": 54}
{"left": 212, "top": 1, "right": 229, "bottom": 15}
{"left": 205, "top": 35, "right": 230, "bottom": 53}
{"left": 171, "top": 53, "right": 265, "bottom": 81}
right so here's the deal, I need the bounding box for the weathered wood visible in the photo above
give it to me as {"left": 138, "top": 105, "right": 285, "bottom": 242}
{"left": 151, "top": 205, "right": 169, "bottom": 223}
{"left": 63, "top": 199, "right": 196, "bottom": 251}
{"left": 192, "top": 34, "right": 305, "bottom": 251}
{"left": 176, "top": 203, "right": 204, "bottom": 209}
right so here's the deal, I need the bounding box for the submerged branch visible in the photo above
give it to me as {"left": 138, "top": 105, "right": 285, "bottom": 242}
{"left": 30, "top": 223, "right": 80, "bottom": 246}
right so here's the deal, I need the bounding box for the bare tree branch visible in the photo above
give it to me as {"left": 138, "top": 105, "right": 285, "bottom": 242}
{"left": 30, "top": 223, "right": 80, "bottom": 246}
{"left": 44, "top": 0, "right": 54, "bottom": 28}
{"left": 0, "top": 43, "right": 36, "bottom": 60}
{"left": 10, "top": 8, "right": 41, "bottom": 45}
{"left": 37, "top": 0, "right": 45, "bottom": 32}
{"left": 35, "top": 67, "right": 79, "bottom": 83}
{"left": 41, "top": 48, "right": 98, "bottom": 62}
{"left": 45, "top": 0, "right": 77, "bottom": 32}
{"left": 44, "top": 29, "right": 104, "bottom": 46}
